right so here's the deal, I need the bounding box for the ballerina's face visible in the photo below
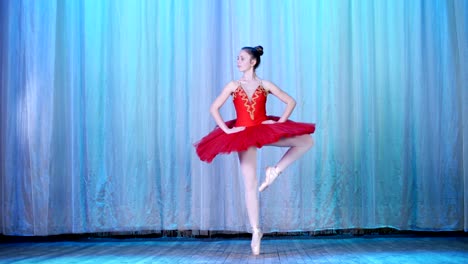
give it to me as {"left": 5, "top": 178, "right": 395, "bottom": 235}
{"left": 236, "top": 50, "right": 256, "bottom": 72}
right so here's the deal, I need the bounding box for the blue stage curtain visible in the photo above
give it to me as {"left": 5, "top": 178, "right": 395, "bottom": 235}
{"left": 0, "top": 0, "right": 467, "bottom": 235}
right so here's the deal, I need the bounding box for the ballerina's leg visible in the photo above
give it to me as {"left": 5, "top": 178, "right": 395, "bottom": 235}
{"left": 259, "top": 135, "right": 314, "bottom": 192}
{"left": 270, "top": 134, "right": 314, "bottom": 172}
{"left": 238, "top": 147, "right": 262, "bottom": 255}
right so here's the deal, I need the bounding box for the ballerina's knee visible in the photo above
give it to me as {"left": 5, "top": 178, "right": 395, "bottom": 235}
{"left": 303, "top": 135, "right": 314, "bottom": 149}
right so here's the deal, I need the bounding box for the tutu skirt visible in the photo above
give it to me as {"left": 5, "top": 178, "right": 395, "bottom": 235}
{"left": 195, "top": 116, "right": 315, "bottom": 163}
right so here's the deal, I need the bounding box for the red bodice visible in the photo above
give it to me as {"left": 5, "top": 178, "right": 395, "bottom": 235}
{"left": 232, "top": 86, "right": 268, "bottom": 127}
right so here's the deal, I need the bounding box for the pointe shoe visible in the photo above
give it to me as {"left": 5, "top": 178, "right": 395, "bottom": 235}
{"left": 251, "top": 227, "right": 263, "bottom": 255}
{"left": 259, "top": 166, "right": 280, "bottom": 192}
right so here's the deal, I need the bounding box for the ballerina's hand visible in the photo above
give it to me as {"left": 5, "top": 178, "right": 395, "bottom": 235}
{"left": 261, "top": 120, "right": 277, "bottom": 125}
{"left": 225, "top": 126, "right": 246, "bottom": 134}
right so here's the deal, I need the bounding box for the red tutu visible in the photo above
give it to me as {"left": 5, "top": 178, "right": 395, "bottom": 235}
{"left": 195, "top": 83, "right": 315, "bottom": 162}
{"left": 195, "top": 116, "right": 315, "bottom": 163}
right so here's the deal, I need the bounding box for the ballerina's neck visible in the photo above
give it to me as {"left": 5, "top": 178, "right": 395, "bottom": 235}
{"left": 241, "top": 72, "right": 258, "bottom": 81}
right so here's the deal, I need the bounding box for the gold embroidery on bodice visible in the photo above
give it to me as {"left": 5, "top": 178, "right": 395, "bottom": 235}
{"left": 233, "top": 85, "right": 268, "bottom": 120}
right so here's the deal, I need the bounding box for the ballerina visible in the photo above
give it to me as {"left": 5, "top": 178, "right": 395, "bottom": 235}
{"left": 195, "top": 45, "right": 315, "bottom": 255}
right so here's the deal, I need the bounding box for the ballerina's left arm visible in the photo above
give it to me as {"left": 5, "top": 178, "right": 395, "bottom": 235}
{"left": 262, "top": 80, "right": 296, "bottom": 123}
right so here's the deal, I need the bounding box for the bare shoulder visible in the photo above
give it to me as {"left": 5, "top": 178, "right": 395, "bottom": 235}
{"left": 223, "top": 80, "right": 239, "bottom": 93}
{"left": 261, "top": 80, "right": 281, "bottom": 92}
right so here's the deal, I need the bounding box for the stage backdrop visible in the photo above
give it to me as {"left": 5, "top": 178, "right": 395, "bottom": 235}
{"left": 1, "top": 0, "right": 467, "bottom": 236}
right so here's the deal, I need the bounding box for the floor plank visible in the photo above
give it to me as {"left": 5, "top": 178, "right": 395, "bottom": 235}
{"left": 0, "top": 235, "right": 467, "bottom": 263}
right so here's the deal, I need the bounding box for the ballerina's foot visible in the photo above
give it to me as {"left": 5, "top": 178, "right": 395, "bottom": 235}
{"left": 259, "top": 166, "right": 280, "bottom": 192}
{"left": 251, "top": 227, "right": 263, "bottom": 255}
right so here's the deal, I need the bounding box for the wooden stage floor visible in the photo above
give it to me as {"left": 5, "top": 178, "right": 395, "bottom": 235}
{"left": 1, "top": 235, "right": 467, "bottom": 263}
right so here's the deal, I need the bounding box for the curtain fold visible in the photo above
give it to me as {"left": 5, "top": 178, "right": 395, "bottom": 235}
{"left": 1, "top": 0, "right": 467, "bottom": 236}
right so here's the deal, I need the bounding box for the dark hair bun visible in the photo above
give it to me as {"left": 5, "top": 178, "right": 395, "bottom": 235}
{"left": 254, "top": 46, "right": 264, "bottom": 56}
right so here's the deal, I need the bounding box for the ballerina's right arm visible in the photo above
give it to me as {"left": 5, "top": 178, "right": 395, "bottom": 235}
{"left": 210, "top": 81, "right": 246, "bottom": 134}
